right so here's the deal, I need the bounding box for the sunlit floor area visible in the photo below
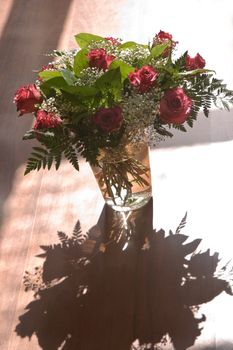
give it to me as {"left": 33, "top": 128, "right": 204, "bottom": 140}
{"left": 1, "top": 0, "right": 233, "bottom": 349}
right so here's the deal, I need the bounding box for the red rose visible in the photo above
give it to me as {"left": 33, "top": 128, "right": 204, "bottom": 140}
{"left": 160, "top": 87, "right": 192, "bottom": 124}
{"left": 128, "top": 66, "right": 158, "bottom": 93}
{"left": 152, "top": 30, "right": 177, "bottom": 57}
{"left": 105, "top": 37, "right": 121, "bottom": 46}
{"left": 185, "top": 53, "right": 206, "bottom": 70}
{"left": 156, "top": 30, "right": 173, "bottom": 42}
{"left": 93, "top": 106, "right": 123, "bottom": 132}
{"left": 13, "top": 84, "right": 42, "bottom": 116}
{"left": 34, "top": 110, "right": 62, "bottom": 129}
{"left": 87, "top": 48, "right": 115, "bottom": 71}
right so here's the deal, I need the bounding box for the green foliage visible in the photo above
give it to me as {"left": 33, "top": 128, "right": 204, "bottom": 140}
{"left": 73, "top": 48, "right": 89, "bottom": 76}
{"left": 95, "top": 67, "right": 122, "bottom": 102}
{"left": 39, "top": 70, "right": 62, "bottom": 80}
{"left": 75, "top": 33, "right": 104, "bottom": 48}
{"left": 173, "top": 51, "right": 188, "bottom": 71}
{"left": 40, "top": 76, "right": 69, "bottom": 97}
{"left": 148, "top": 43, "right": 169, "bottom": 60}
{"left": 24, "top": 129, "right": 80, "bottom": 175}
{"left": 109, "top": 60, "right": 134, "bottom": 82}
{"left": 172, "top": 123, "right": 187, "bottom": 132}
{"left": 117, "top": 41, "right": 148, "bottom": 50}
{"left": 185, "top": 74, "right": 233, "bottom": 124}
{"left": 60, "top": 69, "right": 77, "bottom": 85}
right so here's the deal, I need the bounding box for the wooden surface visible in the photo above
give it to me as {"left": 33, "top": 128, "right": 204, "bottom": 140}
{"left": 1, "top": 0, "right": 233, "bottom": 349}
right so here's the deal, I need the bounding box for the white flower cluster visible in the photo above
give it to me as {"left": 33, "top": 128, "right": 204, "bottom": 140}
{"left": 52, "top": 49, "right": 77, "bottom": 70}
{"left": 87, "top": 40, "right": 120, "bottom": 56}
{"left": 40, "top": 97, "right": 59, "bottom": 114}
{"left": 121, "top": 87, "right": 163, "bottom": 144}
{"left": 118, "top": 46, "right": 150, "bottom": 66}
{"left": 75, "top": 67, "right": 104, "bottom": 87}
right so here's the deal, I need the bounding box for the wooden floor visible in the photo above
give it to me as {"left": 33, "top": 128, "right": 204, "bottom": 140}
{"left": 1, "top": 0, "right": 233, "bottom": 349}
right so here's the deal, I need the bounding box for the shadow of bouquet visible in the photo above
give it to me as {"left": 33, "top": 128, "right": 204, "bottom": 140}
{"left": 16, "top": 202, "right": 233, "bottom": 350}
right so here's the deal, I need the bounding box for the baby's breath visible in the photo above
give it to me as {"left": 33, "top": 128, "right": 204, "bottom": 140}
{"left": 75, "top": 67, "right": 104, "bottom": 87}
{"left": 118, "top": 46, "right": 150, "bottom": 65}
{"left": 121, "top": 87, "right": 161, "bottom": 141}
{"left": 40, "top": 97, "right": 59, "bottom": 114}
{"left": 52, "top": 49, "right": 77, "bottom": 70}
{"left": 87, "top": 39, "right": 121, "bottom": 56}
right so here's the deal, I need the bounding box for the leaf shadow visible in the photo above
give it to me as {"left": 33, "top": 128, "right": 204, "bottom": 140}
{"left": 16, "top": 200, "right": 233, "bottom": 350}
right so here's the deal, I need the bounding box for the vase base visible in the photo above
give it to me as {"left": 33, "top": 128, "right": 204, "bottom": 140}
{"left": 105, "top": 189, "right": 152, "bottom": 212}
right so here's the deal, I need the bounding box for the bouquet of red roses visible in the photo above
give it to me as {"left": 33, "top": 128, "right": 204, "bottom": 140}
{"left": 14, "top": 31, "right": 233, "bottom": 180}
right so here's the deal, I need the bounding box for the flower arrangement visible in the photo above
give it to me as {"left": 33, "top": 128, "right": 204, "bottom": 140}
{"left": 14, "top": 31, "right": 233, "bottom": 209}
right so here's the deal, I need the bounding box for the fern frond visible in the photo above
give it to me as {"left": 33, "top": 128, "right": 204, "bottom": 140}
{"left": 72, "top": 220, "right": 88, "bottom": 244}
{"left": 64, "top": 145, "right": 79, "bottom": 170}
{"left": 57, "top": 231, "right": 69, "bottom": 244}
{"left": 175, "top": 212, "right": 187, "bottom": 234}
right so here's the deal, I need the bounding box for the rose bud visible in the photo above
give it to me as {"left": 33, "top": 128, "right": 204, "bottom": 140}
{"left": 128, "top": 66, "right": 158, "bottom": 93}
{"left": 88, "top": 48, "right": 115, "bottom": 71}
{"left": 34, "top": 110, "right": 62, "bottom": 129}
{"left": 155, "top": 30, "right": 173, "bottom": 42}
{"left": 92, "top": 106, "right": 123, "bottom": 132}
{"left": 105, "top": 37, "right": 121, "bottom": 46}
{"left": 160, "top": 87, "right": 192, "bottom": 124}
{"left": 13, "top": 84, "right": 42, "bottom": 116}
{"left": 152, "top": 30, "right": 177, "bottom": 57}
{"left": 185, "top": 53, "right": 206, "bottom": 71}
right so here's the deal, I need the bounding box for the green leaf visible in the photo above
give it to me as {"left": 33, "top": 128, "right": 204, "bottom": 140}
{"left": 30, "top": 152, "right": 46, "bottom": 160}
{"left": 173, "top": 51, "right": 188, "bottom": 70}
{"left": 35, "top": 130, "right": 56, "bottom": 138}
{"left": 23, "top": 130, "right": 36, "bottom": 140}
{"left": 118, "top": 41, "right": 148, "bottom": 50}
{"left": 95, "top": 67, "right": 122, "bottom": 100}
{"left": 61, "top": 69, "right": 77, "bottom": 85}
{"left": 40, "top": 76, "right": 68, "bottom": 91}
{"left": 179, "top": 69, "right": 215, "bottom": 77}
{"left": 149, "top": 43, "right": 169, "bottom": 59}
{"left": 64, "top": 145, "right": 79, "bottom": 170}
{"left": 73, "top": 48, "right": 89, "bottom": 76}
{"left": 72, "top": 111, "right": 90, "bottom": 123}
{"left": 38, "top": 70, "right": 62, "bottom": 80}
{"left": 109, "top": 60, "right": 134, "bottom": 82}
{"left": 61, "top": 85, "right": 99, "bottom": 97}
{"left": 32, "top": 146, "right": 48, "bottom": 154}
{"left": 75, "top": 33, "right": 104, "bottom": 48}
{"left": 55, "top": 154, "right": 62, "bottom": 170}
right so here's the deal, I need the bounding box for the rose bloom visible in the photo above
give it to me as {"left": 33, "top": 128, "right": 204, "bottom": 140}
{"left": 160, "top": 87, "right": 192, "bottom": 124}
{"left": 156, "top": 30, "right": 173, "bottom": 42}
{"left": 34, "top": 110, "right": 62, "bottom": 129}
{"left": 152, "top": 30, "right": 177, "bottom": 57}
{"left": 105, "top": 37, "right": 121, "bottom": 46}
{"left": 88, "top": 48, "right": 115, "bottom": 71}
{"left": 128, "top": 66, "right": 158, "bottom": 93}
{"left": 13, "top": 84, "right": 42, "bottom": 116}
{"left": 93, "top": 106, "right": 123, "bottom": 132}
{"left": 185, "top": 53, "right": 206, "bottom": 70}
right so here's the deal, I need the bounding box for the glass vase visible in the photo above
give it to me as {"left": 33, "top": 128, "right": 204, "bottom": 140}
{"left": 91, "top": 142, "right": 152, "bottom": 212}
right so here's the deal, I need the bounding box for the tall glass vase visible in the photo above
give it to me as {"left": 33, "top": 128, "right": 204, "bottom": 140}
{"left": 91, "top": 142, "right": 152, "bottom": 212}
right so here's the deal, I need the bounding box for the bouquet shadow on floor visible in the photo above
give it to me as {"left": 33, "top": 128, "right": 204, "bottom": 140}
{"left": 15, "top": 200, "right": 233, "bottom": 350}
